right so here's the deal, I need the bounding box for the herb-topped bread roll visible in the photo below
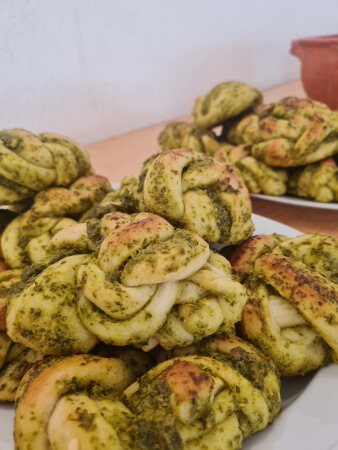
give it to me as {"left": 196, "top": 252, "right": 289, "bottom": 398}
{"left": 0, "top": 129, "right": 93, "bottom": 205}
{"left": 229, "top": 233, "right": 338, "bottom": 284}
{"left": 1, "top": 175, "right": 112, "bottom": 268}
{"left": 193, "top": 81, "right": 262, "bottom": 129}
{"left": 226, "top": 97, "right": 338, "bottom": 167}
{"left": 273, "top": 233, "right": 338, "bottom": 284}
{"left": 125, "top": 351, "right": 279, "bottom": 449}
{"left": 241, "top": 254, "right": 338, "bottom": 376}
{"left": 117, "top": 149, "right": 254, "bottom": 244}
{"left": 288, "top": 157, "right": 338, "bottom": 202}
{"left": 14, "top": 355, "right": 135, "bottom": 450}
{"left": 158, "top": 121, "right": 233, "bottom": 156}
{"left": 0, "top": 332, "right": 44, "bottom": 401}
{"left": 157, "top": 335, "right": 281, "bottom": 425}
{"left": 14, "top": 348, "right": 280, "bottom": 450}
{"left": 214, "top": 144, "right": 288, "bottom": 196}
{"left": 7, "top": 212, "right": 247, "bottom": 354}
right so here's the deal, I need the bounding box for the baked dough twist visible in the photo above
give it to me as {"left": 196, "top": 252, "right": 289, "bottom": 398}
{"left": 14, "top": 349, "right": 279, "bottom": 450}
{"left": 1, "top": 175, "right": 111, "bottom": 268}
{"left": 288, "top": 157, "right": 338, "bottom": 202}
{"left": 158, "top": 121, "right": 233, "bottom": 156}
{"left": 214, "top": 144, "right": 288, "bottom": 195}
{"left": 157, "top": 335, "right": 281, "bottom": 424}
{"left": 8, "top": 211, "right": 247, "bottom": 353}
{"left": 0, "top": 331, "right": 43, "bottom": 401}
{"left": 76, "top": 212, "right": 247, "bottom": 349}
{"left": 14, "top": 354, "right": 134, "bottom": 450}
{"left": 7, "top": 254, "right": 99, "bottom": 355}
{"left": 125, "top": 351, "right": 279, "bottom": 449}
{"left": 241, "top": 253, "right": 338, "bottom": 375}
{"left": 192, "top": 81, "right": 262, "bottom": 129}
{"left": 226, "top": 98, "right": 338, "bottom": 167}
{"left": 0, "top": 129, "right": 92, "bottom": 204}
{"left": 229, "top": 233, "right": 338, "bottom": 284}
{"left": 118, "top": 149, "right": 254, "bottom": 244}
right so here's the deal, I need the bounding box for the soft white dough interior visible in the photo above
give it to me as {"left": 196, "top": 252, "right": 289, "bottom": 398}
{"left": 268, "top": 294, "right": 306, "bottom": 328}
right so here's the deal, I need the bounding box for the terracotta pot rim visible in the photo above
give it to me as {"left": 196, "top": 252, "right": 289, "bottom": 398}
{"left": 292, "top": 34, "right": 338, "bottom": 47}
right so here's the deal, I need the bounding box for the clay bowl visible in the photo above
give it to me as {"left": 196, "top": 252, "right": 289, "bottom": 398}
{"left": 291, "top": 35, "right": 338, "bottom": 110}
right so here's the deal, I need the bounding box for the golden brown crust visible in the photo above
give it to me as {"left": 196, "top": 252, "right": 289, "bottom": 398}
{"left": 241, "top": 253, "right": 338, "bottom": 375}
{"left": 14, "top": 354, "right": 134, "bottom": 449}
{"left": 229, "top": 234, "right": 287, "bottom": 281}
{"left": 237, "top": 97, "right": 338, "bottom": 167}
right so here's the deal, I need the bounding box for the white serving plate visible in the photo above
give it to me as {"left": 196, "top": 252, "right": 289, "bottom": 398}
{"left": 0, "top": 213, "right": 337, "bottom": 450}
{"left": 251, "top": 193, "right": 338, "bottom": 211}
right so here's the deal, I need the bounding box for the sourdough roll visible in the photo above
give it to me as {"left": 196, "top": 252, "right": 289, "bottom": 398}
{"left": 1, "top": 175, "right": 111, "bottom": 268}
{"left": 0, "top": 331, "right": 43, "bottom": 401}
{"left": 288, "top": 157, "right": 338, "bottom": 202}
{"left": 125, "top": 351, "right": 280, "bottom": 449}
{"left": 242, "top": 253, "right": 338, "bottom": 375}
{"left": 226, "top": 97, "right": 338, "bottom": 167}
{"left": 214, "top": 144, "right": 288, "bottom": 195}
{"left": 14, "top": 354, "right": 134, "bottom": 450}
{"left": 0, "top": 129, "right": 92, "bottom": 205}
{"left": 118, "top": 148, "right": 254, "bottom": 244}
{"left": 77, "top": 212, "right": 247, "bottom": 349}
{"left": 158, "top": 121, "right": 233, "bottom": 156}
{"left": 193, "top": 81, "right": 262, "bottom": 129}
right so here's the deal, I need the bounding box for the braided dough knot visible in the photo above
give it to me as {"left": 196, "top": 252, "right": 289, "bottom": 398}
{"left": 141, "top": 148, "right": 253, "bottom": 243}
{"left": 242, "top": 253, "right": 338, "bottom": 375}
{"left": 77, "top": 212, "right": 212, "bottom": 347}
{"left": 192, "top": 81, "right": 262, "bottom": 129}
{"left": 0, "top": 129, "right": 92, "bottom": 204}
{"left": 231, "top": 97, "right": 338, "bottom": 167}
{"left": 14, "top": 355, "right": 134, "bottom": 450}
{"left": 1, "top": 175, "right": 111, "bottom": 268}
{"left": 158, "top": 121, "right": 230, "bottom": 156}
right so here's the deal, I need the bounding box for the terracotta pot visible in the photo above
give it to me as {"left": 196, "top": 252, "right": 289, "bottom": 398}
{"left": 291, "top": 35, "right": 338, "bottom": 110}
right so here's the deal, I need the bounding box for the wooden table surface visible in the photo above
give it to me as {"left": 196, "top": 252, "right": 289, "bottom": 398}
{"left": 86, "top": 80, "right": 338, "bottom": 237}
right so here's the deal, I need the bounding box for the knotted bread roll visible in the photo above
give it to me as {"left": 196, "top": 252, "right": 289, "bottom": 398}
{"left": 158, "top": 121, "right": 233, "bottom": 156}
{"left": 225, "top": 97, "right": 338, "bottom": 167}
{"left": 1, "top": 175, "right": 112, "bottom": 268}
{"left": 0, "top": 331, "right": 43, "bottom": 401}
{"left": 14, "top": 354, "right": 134, "bottom": 450}
{"left": 14, "top": 348, "right": 279, "bottom": 450}
{"left": 288, "top": 156, "right": 338, "bottom": 202}
{"left": 229, "top": 233, "right": 338, "bottom": 284}
{"left": 241, "top": 253, "right": 338, "bottom": 376}
{"left": 214, "top": 144, "right": 288, "bottom": 196}
{"left": 118, "top": 149, "right": 254, "bottom": 244}
{"left": 0, "top": 129, "right": 92, "bottom": 205}
{"left": 7, "top": 211, "right": 247, "bottom": 353}
{"left": 125, "top": 350, "right": 280, "bottom": 449}
{"left": 76, "top": 212, "right": 247, "bottom": 349}
{"left": 7, "top": 254, "right": 99, "bottom": 355}
{"left": 193, "top": 81, "right": 262, "bottom": 129}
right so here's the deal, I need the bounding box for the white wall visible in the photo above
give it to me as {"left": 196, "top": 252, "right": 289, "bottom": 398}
{"left": 1, "top": 0, "right": 337, "bottom": 145}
